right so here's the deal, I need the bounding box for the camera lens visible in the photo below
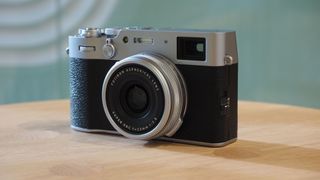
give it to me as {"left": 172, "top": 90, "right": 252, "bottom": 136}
{"left": 119, "top": 82, "right": 152, "bottom": 119}
{"left": 102, "top": 53, "right": 187, "bottom": 140}
{"left": 103, "top": 64, "right": 165, "bottom": 134}
{"left": 125, "top": 85, "right": 148, "bottom": 113}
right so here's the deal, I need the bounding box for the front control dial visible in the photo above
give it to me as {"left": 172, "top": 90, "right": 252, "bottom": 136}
{"left": 103, "top": 39, "right": 116, "bottom": 59}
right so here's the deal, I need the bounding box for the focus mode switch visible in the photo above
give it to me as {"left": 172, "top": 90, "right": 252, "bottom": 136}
{"left": 221, "top": 97, "right": 231, "bottom": 115}
{"left": 79, "top": 46, "right": 95, "bottom": 52}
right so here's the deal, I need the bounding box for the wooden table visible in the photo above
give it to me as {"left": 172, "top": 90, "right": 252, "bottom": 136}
{"left": 0, "top": 100, "right": 319, "bottom": 179}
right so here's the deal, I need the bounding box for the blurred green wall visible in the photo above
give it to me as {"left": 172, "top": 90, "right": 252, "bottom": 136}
{"left": 1, "top": 0, "right": 320, "bottom": 108}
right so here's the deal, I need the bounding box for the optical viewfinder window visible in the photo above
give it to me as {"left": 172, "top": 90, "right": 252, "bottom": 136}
{"left": 177, "top": 37, "right": 206, "bottom": 61}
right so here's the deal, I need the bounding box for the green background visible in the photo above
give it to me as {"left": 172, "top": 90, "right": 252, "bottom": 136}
{"left": 1, "top": 0, "right": 320, "bottom": 108}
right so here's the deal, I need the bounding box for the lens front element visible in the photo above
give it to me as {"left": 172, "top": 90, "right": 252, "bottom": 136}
{"left": 102, "top": 53, "right": 187, "bottom": 140}
{"left": 125, "top": 85, "right": 148, "bottom": 113}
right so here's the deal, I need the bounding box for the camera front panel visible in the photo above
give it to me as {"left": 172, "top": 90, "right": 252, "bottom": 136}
{"left": 70, "top": 57, "right": 237, "bottom": 145}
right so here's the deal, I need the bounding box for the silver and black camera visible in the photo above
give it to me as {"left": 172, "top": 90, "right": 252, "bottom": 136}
{"left": 67, "top": 27, "right": 238, "bottom": 147}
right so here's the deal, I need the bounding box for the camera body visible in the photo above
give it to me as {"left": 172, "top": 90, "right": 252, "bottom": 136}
{"left": 67, "top": 27, "right": 238, "bottom": 147}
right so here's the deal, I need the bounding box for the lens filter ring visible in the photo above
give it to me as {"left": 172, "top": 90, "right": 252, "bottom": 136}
{"left": 102, "top": 53, "right": 187, "bottom": 140}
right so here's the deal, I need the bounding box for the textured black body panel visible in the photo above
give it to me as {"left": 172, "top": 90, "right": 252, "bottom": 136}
{"left": 70, "top": 59, "right": 116, "bottom": 131}
{"left": 171, "top": 64, "right": 238, "bottom": 143}
{"left": 70, "top": 58, "right": 237, "bottom": 144}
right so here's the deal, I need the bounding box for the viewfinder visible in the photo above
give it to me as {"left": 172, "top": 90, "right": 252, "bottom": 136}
{"left": 177, "top": 37, "right": 206, "bottom": 61}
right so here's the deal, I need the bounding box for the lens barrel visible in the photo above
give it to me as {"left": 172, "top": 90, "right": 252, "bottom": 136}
{"left": 102, "top": 53, "right": 187, "bottom": 140}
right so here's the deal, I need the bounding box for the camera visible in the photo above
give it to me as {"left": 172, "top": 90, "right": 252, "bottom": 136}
{"left": 67, "top": 27, "right": 238, "bottom": 147}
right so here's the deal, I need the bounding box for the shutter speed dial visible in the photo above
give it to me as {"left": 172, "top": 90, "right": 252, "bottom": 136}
{"left": 78, "top": 28, "right": 102, "bottom": 38}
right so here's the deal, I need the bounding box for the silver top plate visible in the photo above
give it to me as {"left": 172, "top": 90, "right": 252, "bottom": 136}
{"left": 68, "top": 27, "right": 238, "bottom": 67}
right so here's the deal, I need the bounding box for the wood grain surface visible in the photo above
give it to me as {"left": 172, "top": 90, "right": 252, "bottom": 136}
{"left": 0, "top": 100, "right": 319, "bottom": 179}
